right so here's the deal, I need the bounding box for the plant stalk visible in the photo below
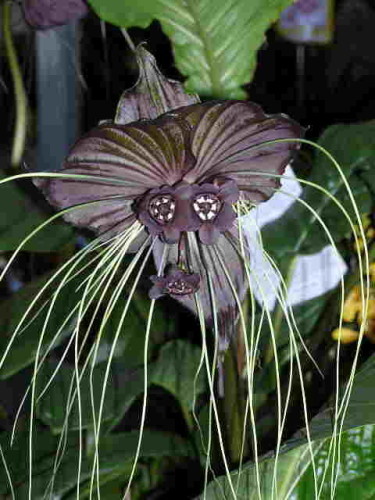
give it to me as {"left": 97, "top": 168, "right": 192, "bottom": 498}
{"left": 2, "top": 0, "right": 28, "bottom": 168}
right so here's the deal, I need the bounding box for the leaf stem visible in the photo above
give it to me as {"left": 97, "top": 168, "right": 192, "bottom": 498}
{"left": 2, "top": 0, "right": 28, "bottom": 168}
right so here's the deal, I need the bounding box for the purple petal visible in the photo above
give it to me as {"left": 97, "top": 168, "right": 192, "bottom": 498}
{"left": 37, "top": 117, "right": 194, "bottom": 236}
{"left": 162, "top": 225, "right": 181, "bottom": 244}
{"left": 149, "top": 284, "right": 166, "bottom": 300}
{"left": 199, "top": 224, "right": 221, "bottom": 245}
{"left": 115, "top": 46, "right": 199, "bottom": 125}
{"left": 176, "top": 101, "right": 303, "bottom": 203}
{"left": 214, "top": 204, "right": 237, "bottom": 231}
{"left": 149, "top": 267, "right": 200, "bottom": 299}
{"left": 153, "top": 228, "right": 248, "bottom": 338}
{"left": 217, "top": 179, "right": 240, "bottom": 204}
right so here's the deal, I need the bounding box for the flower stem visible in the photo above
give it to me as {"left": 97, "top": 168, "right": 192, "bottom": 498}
{"left": 2, "top": 0, "right": 28, "bottom": 168}
{"left": 222, "top": 342, "right": 247, "bottom": 465}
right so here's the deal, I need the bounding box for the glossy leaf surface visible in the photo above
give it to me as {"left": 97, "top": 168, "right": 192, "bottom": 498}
{"left": 293, "top": 424, "right": 375, "bottom": 499}
{"left": 201, "top": 442, "right": 317, "bottom": 499}
{"left": 0, "top": 426, "right": 193, "bottom": 498}
{"left": 88, "top": 0, "right": 295, "bottom": 99}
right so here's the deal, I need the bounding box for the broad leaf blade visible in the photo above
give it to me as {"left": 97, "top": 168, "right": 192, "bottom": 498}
{"left": 151, "top": 339, "right": 206, "bottom": 419}
{"left": 0, "top": 270, "right": 80, "bottom": 379}
{"left": 293, "top": 424, "right": 375, "bottom": 500}
{"left": 0, "top": 173, "right": 73, "bottom": 252}
{"left": 201, "top": 442, "right": 318, "bottom": 499}
{"left": 0, "top": 426, "right": 193, "bottom": 498}
{"left": 286, "top": 353, "right": 375, "bottom": 451}
{"left": 88, "top": 0, "right": 295, "bottom": 98}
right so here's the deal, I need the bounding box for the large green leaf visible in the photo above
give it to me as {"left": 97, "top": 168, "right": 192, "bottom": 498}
{"left": 0, "top": 270, "right": 81, "bottom": 379}
{"left": 88, "top": 0, "right": 294, "bottom": 98}
{"left": 0, "top": 425, "right": 193, "bottom": 498}
{"left": 0, "top": 173, "right": 73, "bottom": 252}
{"left": 37, "top": 339, "right": 207, "bottom": 434}
{"left": 151, "top": 339, "right": 206, "bottom": 421}
{"left": 200, "top": 349, "right": 375, "bottom": 498}
{"left": 285, "top": 353, "right": 375, "bottom": 451}
{"left": 200, "top": 441, "right": 319, "bottom": 499}
{"left": 262, "top": 121, "right": 375, "bottom": 259}
{"left": 201, "top": 424, "right": 375, "bottom": 500}
{"left": 293, "top": 424, "right": 375, "bottom": 499}
{"left": 310, "top": 353, "right": 375, "bottom": 441}
{"left": 36, "top": 360, "right": 145, "bottom": 433}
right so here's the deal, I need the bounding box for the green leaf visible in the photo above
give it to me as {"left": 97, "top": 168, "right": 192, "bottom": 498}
{"left": 0, "top": 425, "right": 193, "bottom": 499}
{"left": 151, "top": 340, "right": 206, "bottom": 421}
{"left": 37, "top": 338, "right": 205, "bottom": 434}
{"left": 0, "top": 173, "right": 73, "bottom": 252}
{"left": 36, "top": 360, "right": 148, "bottom": 434}
{"left": 0, "top": 270, "right": 81, "bottom": 379}
{"left": 36, "top": 360, "right": 140, "bottom": 433}
{"left": 205, "top": 421, "right": 375, "bottom": 499}
{"left": 286, "top": 353, "right": 375, "bottom": 451}
{"left": 262, "top": 121, "right": 375, "bottom": 259}
{"left": 88, "top": 0, "right": 295, "bottom": 98}
{"left": 293, "top": 424, "right": 375, "bottom": 499}
{"left": 201, "top": 442, "right": 318, "bottom": 499}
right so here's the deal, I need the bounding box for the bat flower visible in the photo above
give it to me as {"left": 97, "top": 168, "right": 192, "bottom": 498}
{"left": 35, "top": 46, "right": 303, "bottom": 341}
{"left": 37, "top": 100, "right": 301, "bottom": 246}
{"left": 149, "top": 266, "right": 200, "bottom": 300}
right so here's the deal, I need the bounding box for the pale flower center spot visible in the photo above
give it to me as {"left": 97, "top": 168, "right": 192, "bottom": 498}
{"left": 166, "top": 279, "right": 195, "bottom": 295}
{"left": 193, "top": 194, "right": 222, "bottom": 221}
{"left": 149, "top": 194, "right": 176, "bottom": 224}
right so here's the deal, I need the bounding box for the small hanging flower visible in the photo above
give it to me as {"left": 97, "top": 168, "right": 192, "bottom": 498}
{"left": 149, "top": 266, "right": 200, "bottom": 300}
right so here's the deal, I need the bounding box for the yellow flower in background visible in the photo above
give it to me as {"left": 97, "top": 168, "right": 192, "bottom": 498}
{"left": 332, "top": 327, "right": 360, "bottom": 344}
{"left": 354, "top": 215, "right": 374, "bottom": 252}
{"left": 341, "top": 286, "right": 362, "bottom": 322}
{"left": 332, "top": 258, "right": 375, "bottom": 344}
{"left": 370, "top": 263, "right": 375, "bottom": 283}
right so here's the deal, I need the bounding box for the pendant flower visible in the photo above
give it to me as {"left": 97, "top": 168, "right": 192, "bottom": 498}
{"left": 149, "top": 266, "right": 200, "bottom": 300}
{"left": 35, "top": 46, "right": 303, "bottom": 342}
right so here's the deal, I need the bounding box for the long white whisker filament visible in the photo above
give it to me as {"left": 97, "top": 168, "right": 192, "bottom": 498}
{"left": 211, "top": 241, "right": 263, "bottom": 499}
{"left": 189, "top": 232, "right": 237, "bottom": 500}
{"left": 45, "top": 226, "right": 146, "bottom": 497}
{"left": 120, "top": 243, "right": 168, "bottom": 500}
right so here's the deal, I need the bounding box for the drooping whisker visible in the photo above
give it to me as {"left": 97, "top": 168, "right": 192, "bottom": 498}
{"left": 40, "top": 227, "right": 147, "bottom": 497}
{"left": 209, "top": 239, "right": 263, "bottom": 496}
{"left": 193, "top": 283, "right": 237, "bottom": 500}
{"left": 27, "top": 231, "right": 140, "bottom": 499}
{"left": 0, "top": 234, "right": 104, "bottom": 377}
{"left": 0, "top": 171, "right": 140, "bottom": 189}
{"left": 120, "top": 242, "right": 168, "bottom": 500}
{"left": 35, "top": 228, "right": 139, "bottom": 406}
{"left": 20, "top": 230, "right": 137, "bottom": 408}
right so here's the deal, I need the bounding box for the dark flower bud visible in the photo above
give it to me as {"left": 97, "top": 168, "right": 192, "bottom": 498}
{"left": 149, "top": 266, "right": 200, "bottom": 300}
{"left": 23, "top": 0, "right": 88, "bottom": 29}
